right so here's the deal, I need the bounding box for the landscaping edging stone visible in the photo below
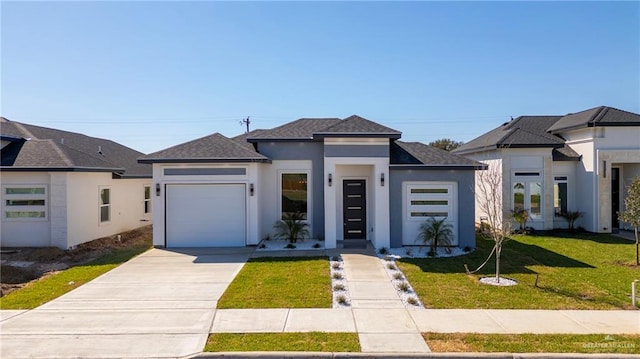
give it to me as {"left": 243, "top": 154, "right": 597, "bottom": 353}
{"left": 330, "top": 255, "right": 351, "bottom": 308}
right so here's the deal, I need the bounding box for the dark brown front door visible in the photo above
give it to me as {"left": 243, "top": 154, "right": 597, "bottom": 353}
{"left": 612, "top": 167, "right": 620, "bottom": 229}
{"left": 343, "top": 180, "right": 366, "bottom": 240}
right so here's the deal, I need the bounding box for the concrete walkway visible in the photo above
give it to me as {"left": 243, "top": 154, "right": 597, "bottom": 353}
{"left": 2, "top": 247, "right": 639, "bottom": 358}
{"left": 0, "top": 247, "right": 252, "bottom": 358}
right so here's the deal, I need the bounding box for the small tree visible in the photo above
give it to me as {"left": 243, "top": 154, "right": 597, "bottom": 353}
{"left": 417, "top": 217, "right": 454, "bottom": 256}
{"left": 469, "top": 162, "right": 512, "bottom": 283}
{"left": 618, "top": 177, "right": 640, "bottom": 266}
{"left": 274, "top": 211, "right": 309, "bottom": 244}
{"left": 428, "top": 138, "right": 464, "bottom": 152}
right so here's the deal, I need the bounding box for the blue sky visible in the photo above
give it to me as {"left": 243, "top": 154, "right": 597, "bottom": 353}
{"left": 2, "top": 1, "right": 639, "bottom": 154}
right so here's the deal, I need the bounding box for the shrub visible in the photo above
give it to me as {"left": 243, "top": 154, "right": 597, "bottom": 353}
{"left": 312, "top": 243, "right": 321, "bottom": 249}
{"left": 336, "top": 295, "right": 348, "bottom": 305}
{"left": 333, "top": 283, "right": 345, "bottom": 291}
{"left": 511, "top": 208, "right": 529, "bottom": 233}
{"left": 332, "top": 272, "right": 343, "bottom": 280}
{"left": 397, "top": 281, "right": 410, "bottom": 292}
{"left": 273, "top": 212, "right": 309, "bottom": 244}
{"left": 393, "top": 272, "right": 403, "bottom": 280}
{"left": 417, "top": 217, "right": 454, "bottom": 255}
{"left": 407, "top": 297, "right": 419, "bottom": 306}
{"left": 378, "top": 247, "right": 388, "bottom": 255}
{"left": 387, "top": 263, "right": 396, "bottom": 270}
{"left": 560, "top": 211, "right": 583, "bottom": 231}
{"left": 331, "top": 262, "right": 341, "bottom": 270}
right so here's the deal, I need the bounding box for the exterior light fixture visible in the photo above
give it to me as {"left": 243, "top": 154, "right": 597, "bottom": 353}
{"left": 603, "top": 161, "right": 607, "bottom": 178}
{"left": 250, "top": 183, "right": 255, "bottom": 196}
{"left": 380, "top": 173, "right": 385, "bottom": 186}
{"left": 328, "top": 173, "right": 332, "bottom": 187}
{"left": 155, "top": 183, "right": 161, "bottom": 196}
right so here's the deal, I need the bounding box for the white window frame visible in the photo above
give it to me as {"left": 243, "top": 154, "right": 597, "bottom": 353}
{"left": 278, "top": 170, "right": 311, "bottom": 223}
{"left": 143, "top": 185, "right": 151, "bottom": 214}
{"left": 2, "top": 185, "right": 48, "bottom": 221}
{"left": 99, "top": 186, "right": 111, "bottom": 224}
{"left": 511, "top": 171, "right": 543, "bottom": 221}
{"left": 406, "top": 183, "right": 454, "bottom": 222}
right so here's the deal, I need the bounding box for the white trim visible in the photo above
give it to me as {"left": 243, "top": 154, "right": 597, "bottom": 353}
{"left": 402, "top": 181, "right": 458, "bottom": 246}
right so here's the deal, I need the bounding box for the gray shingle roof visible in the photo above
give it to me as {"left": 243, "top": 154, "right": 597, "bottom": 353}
{"left": 139, "top": 133, "right": 271, "bottom": 163}
{"left": 247, "top": 118, "right": 341, "bottom": 141}
{"left": 453, "top": 116, "right": 564, "bottom": 154}
{"left": 314, "top": 115, "right": 401, "bottom": 139}
{"left": 391, "top": 141, "right": 483, "bottom": 167}
{"left": 548, "top": 106, "right": 640, "bottom": 133}
{"left": 552, "top": 145, "right": 581, "bottom": 161}
{"left": 0, "top": 118, "right": 150, "bottom": 177}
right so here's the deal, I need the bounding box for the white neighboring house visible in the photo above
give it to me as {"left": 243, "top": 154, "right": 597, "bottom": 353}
{"left": 453, "top": 106, "right": 640, "bottom": 233}
{"left": 0, "top": 117, "right": 153, "bottom": 249}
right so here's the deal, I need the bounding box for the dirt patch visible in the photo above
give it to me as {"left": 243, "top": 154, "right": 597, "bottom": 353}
{"left": 1, "top": 225, "right": 152, "bottom": 296}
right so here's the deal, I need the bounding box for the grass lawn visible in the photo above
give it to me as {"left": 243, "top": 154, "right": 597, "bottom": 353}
{"left": 205, "top": 333, "right": 360, "bottom": 352}
{"left": 424, "top": 333, "right": 640, "bottom": 354}
{"left": 217, "top": 256, "right": 331, "bottom": 308}
{"left": 398, "top": 233, "right": 639, "bottom": 309}
{"left": 0, "top": 242, "right": 151, "bottom": 309}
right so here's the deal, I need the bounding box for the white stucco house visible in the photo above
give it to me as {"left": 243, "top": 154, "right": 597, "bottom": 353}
{"left": 0, "top": 117, "right": 153, "bottom": 249}
{"left": 453, "top": 106, "right": 640, "bottom": 233}
{"left": 139, "top": 115, "right": 484, "bottom": 249}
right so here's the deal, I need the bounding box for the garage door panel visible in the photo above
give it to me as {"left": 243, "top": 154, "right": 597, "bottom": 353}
{"left": 403, "top": 182, "right": 458, "bottom": 246}
{"left": 166, "top": 184, "right": 246, "bottom": 247}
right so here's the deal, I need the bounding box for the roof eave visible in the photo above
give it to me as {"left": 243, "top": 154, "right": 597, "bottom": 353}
{"left": 497, "top": 143, "right": 563, "bottom": 149}
{"left": 390, "top": 163, "right": 487, "bottom": 170}
{"left": 246, "top": 137, "right": 315, "bottom": 143}
{"left": 313, "top": 133, "right": 401, "bottom": 140}
{"left": 138, "top": 158, "right": 272, "bottom": 164}
{"left": 0, "top": 166, "right": 125, "bottom": 173}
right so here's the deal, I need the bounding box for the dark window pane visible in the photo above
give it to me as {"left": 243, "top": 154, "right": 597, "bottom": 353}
{"left": 6, "top": 199, "right": 45, "bottom": 206}
{"left": 411, "top": 188, "right": 448, "bottom": 194}
{"left": 100, "top": 206, "right": 110, "bottom": 222}
{"left": 281, "top": 173, "right": 307, "bottom": 219}
{"left": 6, "top": 187, "right": 45, "bottom": 195}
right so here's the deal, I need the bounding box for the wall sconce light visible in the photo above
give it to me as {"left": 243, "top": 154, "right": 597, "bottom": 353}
{"left": 155, "top": 183, "right": 161, "bottom": 196}
{"left": 250, "top": 183, "right": 255, "bottom": 196}
{"left": 328, "top": 173, "right": 332, "bottom": 187}
{"left": 603, "top": 161, "right": 607, "bottom": 178}
{"left": 380, "top": 173, "right": 385, "bottom": 186}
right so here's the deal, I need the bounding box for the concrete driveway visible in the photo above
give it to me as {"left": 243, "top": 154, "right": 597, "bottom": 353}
{"left": 0, "top": 247, "right": 252, "bottom": 358}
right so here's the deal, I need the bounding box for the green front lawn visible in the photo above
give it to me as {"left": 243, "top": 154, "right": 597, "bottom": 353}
{"left": 424, "top": 333, "right": 640, "bottom": 354}
{"left": 0, "top": 243, "right": 151, "bottom": 309}
{"left": 398, "top": 233, "right": 639, "bottom": 309}
{"left": 217, "top": 256, "right": 331, "bottom": 308}
{"left": 205, "top": 333, "right": 360, "bottom": 352}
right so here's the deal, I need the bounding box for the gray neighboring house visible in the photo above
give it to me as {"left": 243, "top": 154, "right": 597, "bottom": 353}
{"left": 139, "top": 115, "right": 483, "bottom": 250}
{"left": 453, "top": 106, "right": 640, "bottom": 233}
{"left": 0, "top": 117, "right": 152, "bottom": 249}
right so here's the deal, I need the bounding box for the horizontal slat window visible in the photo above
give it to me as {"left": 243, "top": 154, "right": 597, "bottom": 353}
{"left": 411, "top": 188, "right": 448, "bottom": 194}
{"left": 411, "top": 200, "right": 448, "bottom": 206}
{"left": 3, "top": 186, "right": 48, "bottom": 221}
{"left": 411, "top": 212, "right": 449, "bottom": 217}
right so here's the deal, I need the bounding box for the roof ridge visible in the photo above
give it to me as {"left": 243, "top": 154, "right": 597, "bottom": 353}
{"left": 38, "top": 139, "right": 74, "bottom": 167}
{"left": 10, "top": 121, "right": 36, "bottom": 139}
{"left": 592, "top": 106, "right": 609, "bottom": 124}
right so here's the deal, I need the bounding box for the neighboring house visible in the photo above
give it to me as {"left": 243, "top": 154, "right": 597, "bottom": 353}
{"left": 453, "top": 106, "right": 640, "bottom": 233}
{"left": 0, "top": 117, "right": 152, "bottom": 249}
{"left": 139, "top": 115, "right": 483, "bottom": 249}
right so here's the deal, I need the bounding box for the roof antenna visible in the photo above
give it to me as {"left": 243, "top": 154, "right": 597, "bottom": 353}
{"left": 239, "top": 116, "right": 250, "bottom": 134}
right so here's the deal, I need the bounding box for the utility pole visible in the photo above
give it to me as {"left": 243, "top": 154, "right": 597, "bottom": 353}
{"left": 240, "top": 116, "right": 250, "bottom": 133}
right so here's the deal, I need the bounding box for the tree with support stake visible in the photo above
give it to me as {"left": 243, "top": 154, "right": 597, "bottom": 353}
{"left": 618, "top": 176, "right": 640, "bottom": 266}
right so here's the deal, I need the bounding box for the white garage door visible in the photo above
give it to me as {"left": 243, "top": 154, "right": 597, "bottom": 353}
{"left": 403, "top": 182, "right": 458, "bottom": 246}
{"left": 166, "top": 184, "right": 246, "bottom": 247}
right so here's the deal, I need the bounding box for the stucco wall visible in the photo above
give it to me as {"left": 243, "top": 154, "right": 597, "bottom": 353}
{"left": 389, "top": 169, "right": 476, "bottom": 249}
{"left": 256, "top": 142, "right": 325, "bottom": 239}
{"left": 66, "top": 172, "right": 152, "bottom": 248}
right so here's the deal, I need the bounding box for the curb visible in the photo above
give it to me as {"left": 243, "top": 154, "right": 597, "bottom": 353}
{"left": 195, "top": 352, "right": 640, "bottom": 359}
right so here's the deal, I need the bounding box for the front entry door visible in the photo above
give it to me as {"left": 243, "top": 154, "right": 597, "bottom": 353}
{"left": 612, "top": 168, "right": 620, "bottom": 229}
{"left": 343, "top": 180, "right": 367, "bottom": 240}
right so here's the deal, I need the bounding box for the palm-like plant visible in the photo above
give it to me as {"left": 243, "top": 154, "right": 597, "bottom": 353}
{"left": 511, "top": 208, "right": 529, "bottom": 233}
{"left": 274, "top": 211, "right": 309, "bottom": 244}
{"left": 416, "top": 217, "right": 454, "bottom": 256}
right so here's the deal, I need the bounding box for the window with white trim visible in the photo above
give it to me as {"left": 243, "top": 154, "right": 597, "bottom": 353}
{"left": 144, "top": 185, "right": 151, "bottom": 214}
{"left": 3, "top": 186, "right": 47, "bottom": 220}
{"left": 554, "top": 176, "right": 568, "bottom": 216}
{"left": 280, "top": 172, "right": 308, "bottom": 219}
{"left": 99, "top": 187, "right": 111, "bottom": 223}
{"left": 512, "top": 172, "right": 542, "bottom": 220}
